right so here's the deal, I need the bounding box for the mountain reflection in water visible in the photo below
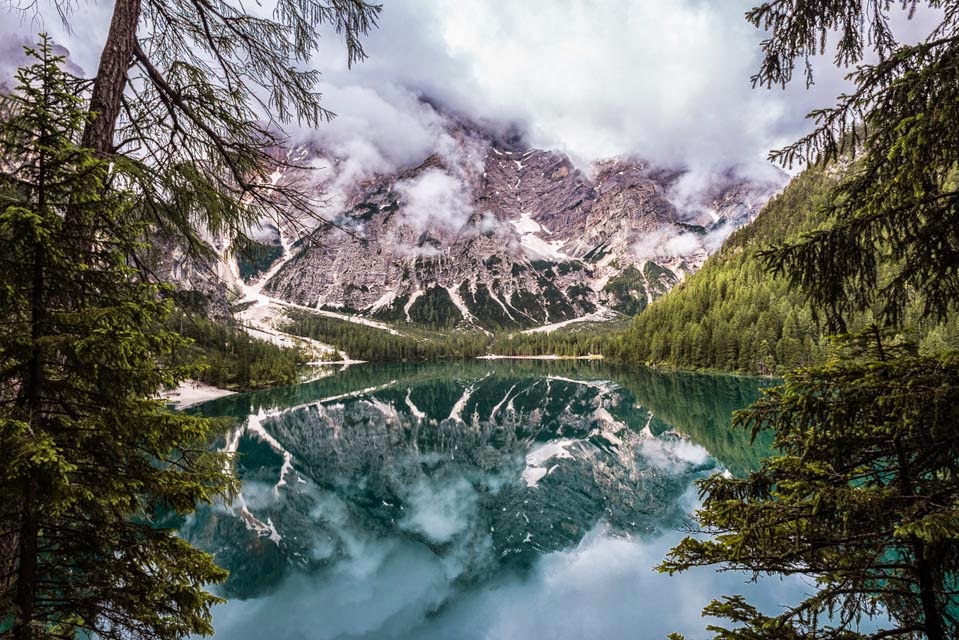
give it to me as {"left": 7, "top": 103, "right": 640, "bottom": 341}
{"left": 184, "top": 361, "right": 805, "bottom": 639}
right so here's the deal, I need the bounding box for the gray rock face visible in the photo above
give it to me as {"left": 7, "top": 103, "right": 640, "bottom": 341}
{"left": 150, "top": 232, "right": 235, "bottom": 322}
{"left": 256, "top": 123, "right": 781, "bottom": 330}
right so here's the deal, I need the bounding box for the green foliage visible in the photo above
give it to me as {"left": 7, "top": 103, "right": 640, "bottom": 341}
{"left": 234, "top": 236, "right": 282, "bottom": 283}
{"left": 284, "top": 310, "right": 490, "bottom": 361}
{"left": 368, "top": 292, "right": 411, "bottom": 324}
{"left": 288, "top": 309, "right": 625, "bottom": 362}
{"left": 457, "top": 282, "right": 525, "bottom": 330}
{"left": 611, "top": 165, "right": 959, "bottom": 376}
{"left": 748, "top": 0, "right": 959, "bottom": 331}
{"left": 504, "top": 289, "right": 542, "bottom": 322}
{"left": 661, "top": 336, "right": 959, "bottom": 639}
{"left": 662, "top": 4, "right": 959, "bottom": 639}
{"left": 533, "top": 272, "right": 580, "bottom": 321}
{"left": 602, "top": 266, "right": 649, "bottom": 315}
{"left": 490, "top": 327, "right": 612, "bottom": 358}
{"left": 0, "top": 41, "right": 234, "bottom": 639}
{"left": 406, "top": 285, "right": 462, "bottom": 328}
{"left": 169, "top": 310, "right": 302, "bottom": 390}
{"left": 91, "top": 0, "right": 381, "bottom": 251}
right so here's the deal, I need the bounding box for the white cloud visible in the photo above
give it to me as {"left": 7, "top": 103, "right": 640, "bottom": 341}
{"left": 331, "top": 0, "right": 809, "bottom": 176}
{"left": 329, "top": 0, "right": 942, "bottom": 177}
{"left": 394, "top": 168, "right": 474, "bottom": 233}
{"left": 475, "top": 211, "right": 502, "bottom": 235}
{"left": 634, "top": 227, "right": 703, "bottom": 262}
{"left": 398, "top": 476, "right": 478, "bottom": 545}
{"left": 436, "top": 0, "right": 778, "bottom": 167}
{"left": 299, "top": 82, "right": 453, "bottom": 184}
{"left": 3, "top": 0, "right": 946, "bottom": 190}
{"left": 204, "top": 522, "right": 821, "bottom": 640}
{"left": 0, "top": 2, "right": 114, "bottom": 76}
{"left": 639, "top": 437, "right": 712, "bottom": 474}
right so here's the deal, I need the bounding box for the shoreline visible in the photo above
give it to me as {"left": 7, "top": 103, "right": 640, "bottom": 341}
{"left": 477, "top": 354, "right": 604, "bottom": 361}
{"left": 160, "top": 380, "right": 237, "bottom": 410}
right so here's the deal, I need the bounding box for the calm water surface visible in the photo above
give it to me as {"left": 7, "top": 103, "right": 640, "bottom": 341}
{"left": 184, "top": 361, "right": 809, "bottom": 639}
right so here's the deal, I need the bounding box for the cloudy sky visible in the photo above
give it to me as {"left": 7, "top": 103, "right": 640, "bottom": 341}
{"left": 1, "top": 0, "right": 937, "bottom": 183}
{"left": 303, "top": 0, "right": 847, "bottom": 182}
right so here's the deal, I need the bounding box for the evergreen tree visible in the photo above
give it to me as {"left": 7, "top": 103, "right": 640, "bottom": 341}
{"left": 0, "top": 40, "right": 234, "bottom": 639}
{"left": 750, "top": 0, "right": 959, "bottom": 331}
{"left": 662, "top": 333, "right": 959, "bottom": 639}
{"left": 24, "top": 0, "right": 382, "bottom": 258}
{"left": 661, "top": 3, "right": 959, "bottom": 638}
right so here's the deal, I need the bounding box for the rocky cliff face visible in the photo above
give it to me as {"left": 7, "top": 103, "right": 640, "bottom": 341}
{"left": 236, "top": 118, "right": 782, "bottom": 332}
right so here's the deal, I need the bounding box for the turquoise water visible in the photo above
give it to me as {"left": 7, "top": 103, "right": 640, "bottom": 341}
{"left": 184, "top": 361, "right": 806, "bottom": 639}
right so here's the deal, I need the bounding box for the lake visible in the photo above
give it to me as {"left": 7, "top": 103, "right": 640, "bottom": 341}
{"left": 184, "top": 360, "right": 809, "bottom": 639}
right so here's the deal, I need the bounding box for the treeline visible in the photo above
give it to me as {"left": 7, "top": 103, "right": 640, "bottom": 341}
{"left": 489, "top": 327, "right": 610, "bottom": 357}
{"left": 284, "top": 311, "right": 489, "bottom": 361}
{"left": 285, "top": 309, "right": 633, "bottom": 362}
{"left": 170, "top": 311, "right": 303, "bottom": 389}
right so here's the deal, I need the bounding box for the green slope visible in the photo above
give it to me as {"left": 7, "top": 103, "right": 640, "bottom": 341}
{"left": 608, "top": 167, "right": 837, "bottom": 375}
{"left": 608, "top": 164, "right": 959, "bottom": 375}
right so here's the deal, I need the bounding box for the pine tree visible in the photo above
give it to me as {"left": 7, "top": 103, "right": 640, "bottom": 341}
{"left": 660, "top": 3, "right": 959, "bottom": 638}
{"left": 661, "top": 332, "right": 959, "bottom": 639}
{"left": 21, "top": 0, "right": 382, "bottom": 258}
{"left": 750, "top": 0, "right": 959, "bottom": 331}
{"left": 0, "top": 40, "right": 235, "bottom": 639}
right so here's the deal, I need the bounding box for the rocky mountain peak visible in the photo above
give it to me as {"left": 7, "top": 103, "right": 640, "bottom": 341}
{"left": 208, "top": 108, "right": 785, "bottom": 334}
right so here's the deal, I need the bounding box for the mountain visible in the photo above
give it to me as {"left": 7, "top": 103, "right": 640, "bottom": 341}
{"left": 214, "top": 116, "right": 782, "bottom": 338}
{"left": 611, "top": 162, "right": 959, "bottom": 375}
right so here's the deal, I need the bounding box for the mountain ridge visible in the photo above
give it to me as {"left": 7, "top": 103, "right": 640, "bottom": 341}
{"left": 226, "top": 115, "right": 783, "bottom": 338}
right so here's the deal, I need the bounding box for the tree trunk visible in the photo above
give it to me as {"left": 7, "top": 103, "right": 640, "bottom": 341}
{"left": 894, "top": 435, "right": 946, "bottom": 640}
{"left": 13, "top": 186, "right": 48, "bottom": 640}
{"left": 72, "top": 0, "right": 141, "bottom": 249}
{"left": 13, "top": 478, "right": 39, "bottom": 640}
{"left": 81, "top": 0, "right": 142, "bottom": 155}
{"left": 913, "top": 539, "right": 946, "bottom": 640}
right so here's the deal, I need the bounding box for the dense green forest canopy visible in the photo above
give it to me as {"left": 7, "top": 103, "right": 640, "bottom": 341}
{"left": 0, "top": 44, "right": 234, "bottom": 640}
{"left": 171, "top": 309, "right": 303, "bottom": 390}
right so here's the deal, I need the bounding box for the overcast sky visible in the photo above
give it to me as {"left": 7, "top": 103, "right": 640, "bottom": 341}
{"left": 0, "top": 0, "right": 938, "bottom": 182}
{"left": 302, "top": 0, "right": 866, "bottom": 178}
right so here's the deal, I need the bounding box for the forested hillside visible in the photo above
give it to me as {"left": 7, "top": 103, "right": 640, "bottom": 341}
{"left": 284, "top": 310, "right": 489, "bottom": 361}
{"left": 171, "top": 311, "right": 303, "bottom": 389}
{"left": 611, "top": 162, "right": 959, "bottom": 375}
{"left": 607, "top": 167, "right": 836, "bottom": 374}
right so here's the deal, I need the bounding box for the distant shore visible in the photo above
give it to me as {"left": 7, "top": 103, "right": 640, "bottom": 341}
{"left": 160, "top": 380, "right": 236, "bottom": 409}
{"left": 477, "top": 354, "right": 604, "bottom": 361}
